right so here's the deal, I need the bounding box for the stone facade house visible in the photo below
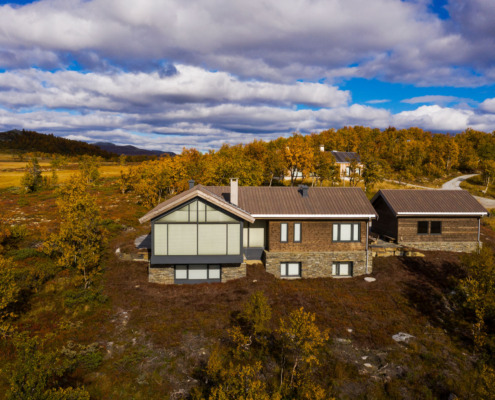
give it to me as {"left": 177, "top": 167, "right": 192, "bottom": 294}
{"left": 371, "top": 189, "right": 488, "bottom": 252}
{"left": 139, "top": 179, "right": 377, "bottom": 284}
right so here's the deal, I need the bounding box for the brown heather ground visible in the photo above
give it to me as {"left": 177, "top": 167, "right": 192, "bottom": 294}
{"left": 1, "top": 176, "right": 493, "bottom": 399}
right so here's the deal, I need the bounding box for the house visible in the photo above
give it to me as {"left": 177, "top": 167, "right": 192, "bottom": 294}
{"left": 371, "top": 189, "right": 488, "bottom": 252}
{"left": 330, "top": 150, "right": 363, "bottom": 178}
{"left": 139, "top": 179, "right": 377, "bottom": 284}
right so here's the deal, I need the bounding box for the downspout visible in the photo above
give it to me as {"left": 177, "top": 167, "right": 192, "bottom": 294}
{"left": 365, "top": 218, "right": 370, "bottom": 274}
{"left": 478, "top": 217, "right": 481, "bottom": 252}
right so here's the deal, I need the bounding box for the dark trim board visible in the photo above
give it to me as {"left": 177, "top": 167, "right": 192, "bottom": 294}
{"left": 151, "top": 254, "right": 243, "bottom": 265}
{"left": 244, "top": 247, "right": 264, "bottom": 260}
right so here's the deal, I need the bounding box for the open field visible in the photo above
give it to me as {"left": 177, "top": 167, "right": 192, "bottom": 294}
{"left": 0, "top": 164, "right": 129, "bottom": 188}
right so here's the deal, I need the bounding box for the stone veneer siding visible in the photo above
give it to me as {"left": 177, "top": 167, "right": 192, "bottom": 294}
{"left": 148, "top": 263, "right": 246, "bottom": 284}
{"left": 400, "top": 241, "right": 480, "bottom": 253}
{"left": 264, "top": 250, "right": 372, "bottom": 279}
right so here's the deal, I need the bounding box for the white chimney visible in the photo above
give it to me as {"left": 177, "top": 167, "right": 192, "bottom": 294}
{"left": 230, "top": 178, "right": 238, "bottom": 206}
{"left": 320, "top": 144, "right": 325, "bottom": 152}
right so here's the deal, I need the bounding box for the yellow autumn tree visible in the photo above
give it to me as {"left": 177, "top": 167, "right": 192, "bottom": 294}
{"left": 277, "top": 307, "right": 329, "bottom": 397}
{"left": 46, "top": 176, "right": 105, "bottom": 289}
{"left": 284, "top": 134, "right": 314, "bottom": 186}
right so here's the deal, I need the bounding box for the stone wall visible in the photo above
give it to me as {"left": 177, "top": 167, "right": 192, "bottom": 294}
{"left": 264, "top": 250, "right": 372, "bottom": 279}
{"left": 148, "top": 263, "right": 246, "bottom": 284}
{"left": 221, "top": 263, "right": 247, "bottom": 283}
{"left": 149, "top": 265, "right": 175, "bottom": 284}
{"left": 400, "top": 241, "right": 480, "bottom": 253}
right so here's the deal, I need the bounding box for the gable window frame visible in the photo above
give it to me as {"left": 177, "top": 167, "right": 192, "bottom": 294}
{"left": 280, "top": 223, "right": 288, "bottom": 243}
{"left": 332, "top": 222, "right": 360, "bottom": 242}
{"left": 294, "top": 223, "right": 302, "bottom": 243}
{"left": 280, "top": 262, "right": 301, "bottom": 277}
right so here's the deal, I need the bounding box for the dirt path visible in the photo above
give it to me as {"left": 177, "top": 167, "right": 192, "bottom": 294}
{"left": 441, "top": 174, "right": 495, "bottom": 209}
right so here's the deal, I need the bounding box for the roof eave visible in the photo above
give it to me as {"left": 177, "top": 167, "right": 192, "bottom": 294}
{"left": 251, "top": 214, "right": 377, "bottom": 219}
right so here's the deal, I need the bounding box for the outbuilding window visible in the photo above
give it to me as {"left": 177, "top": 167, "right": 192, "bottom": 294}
{"left": 430, "top": 221, "right": 442, "bottom": 234}
{"left": 417, "top": 221, "right": 429, "bottom": 234}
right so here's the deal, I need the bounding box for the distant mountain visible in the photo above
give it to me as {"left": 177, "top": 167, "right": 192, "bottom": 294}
{"left": 93, "top": 142, "right": 175, "bottom": 157}
{"left": 0, "top": 129, "right": 114, "bottom": 158}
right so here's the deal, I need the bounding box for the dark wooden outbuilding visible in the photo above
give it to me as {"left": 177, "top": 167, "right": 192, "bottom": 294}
{"left": 371, "top": 189, "right": 488, "bottom": 252}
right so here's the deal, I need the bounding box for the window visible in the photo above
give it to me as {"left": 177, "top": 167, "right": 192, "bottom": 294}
{"left": 345, "top": 166, "right": 351, "bottom": 176}
{"left": 417, "top": 221, "right": 429, "bottom": 234}
{"left": 333, "top": 223, "right": 360, "bottom": 242}
{"left": 280, "top": 262, "right": 301, "bottom": 277}
{"left": 430, "top": 221, "right": 442, "bottom": 234}
{"left": 294, "top": 223, "right": 301, "bottom": 242}
{"left": 174, "top": 264, "right": 221, "bottom": 282}
{"left": 280, "top": 223, "right": 288, "bottom": 242}
{"left": 332, "top": 262, "right": 352, "bottom": 276}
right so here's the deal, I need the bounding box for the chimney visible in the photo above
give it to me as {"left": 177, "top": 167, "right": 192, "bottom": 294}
{"left": 188, "top": 179, "right": 195, "bottom": 189}
{"left": 230, "top": 178, "right": 238, "bottom": 205}
{"left": 320, "top": 144, "right": 325, "bottom": 152}
{"left": 299, "top": 184, "right": 309, "bottom": 198}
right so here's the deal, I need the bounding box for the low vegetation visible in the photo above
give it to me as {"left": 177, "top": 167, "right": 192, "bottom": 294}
{"left": 1, "top": 126, "right": 495, "bottom": 398}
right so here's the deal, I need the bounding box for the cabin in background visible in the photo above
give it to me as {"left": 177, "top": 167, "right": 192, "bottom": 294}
{"left": 371, "top": 189, "right": 488, "bottom": 252}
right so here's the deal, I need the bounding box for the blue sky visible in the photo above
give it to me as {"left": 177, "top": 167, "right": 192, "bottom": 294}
{"left": 0, "top": 0, "right": 494, "bottom": 152}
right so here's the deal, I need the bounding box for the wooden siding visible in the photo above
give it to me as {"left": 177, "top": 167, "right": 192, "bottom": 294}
{"left": 397, "top": 217, "right": 479, "bottom": 243}
{"left": 267, "top": 220, "right": 366, "bottom": 252}
{"left": 371, "top": 196, "right": 398, "bottom": 238}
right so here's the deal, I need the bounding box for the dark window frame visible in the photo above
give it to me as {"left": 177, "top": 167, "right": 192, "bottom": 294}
{"left": 280, "top": 262, "right": 301, "bottom": 277}
{"left": 332, "top": 261, "right": 353, "bottom": 277}
{"left": 174, "top": 264, "right": 222, "bottom": 283}
{"left": 280, "top": 223, "right": 288, "bottom": 243}
{"left": 430, "top": 221, "right": 442, "bottom": 235}
{"left": 294, "top": 223, "right": 302, "bottom": 243}
{"left": 332, "top": 223, "right": 361, "bottom": 242}
{"left": 417, "top": 221, "right": 429, "bottom": 235}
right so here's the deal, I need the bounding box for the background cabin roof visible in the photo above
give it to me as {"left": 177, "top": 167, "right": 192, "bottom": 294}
{"left": 330, "top": 151, "right": 361, "bottom": 163}
{"left": 372, "top": 189, "right": 488, "bottom": 216}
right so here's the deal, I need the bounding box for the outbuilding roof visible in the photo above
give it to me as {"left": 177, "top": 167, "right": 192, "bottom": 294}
{"left": 330, "top": 151, "right": 361, "bottom": 164}
{"left": 371, "top": 189, "right": 488, "bottom": 216}
{"left": 139, "top": 185, "right": 377, "bottom": 223}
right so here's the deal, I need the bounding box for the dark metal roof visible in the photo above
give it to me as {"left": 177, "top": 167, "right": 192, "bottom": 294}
{"left": 206, "top": 186, "right": 376, "bottom": 217}
{"left": 372, "top": 189, "right": 488, "bottom": 216}
{"left": 330, "top": 151, "right": 361, "bottom": 163}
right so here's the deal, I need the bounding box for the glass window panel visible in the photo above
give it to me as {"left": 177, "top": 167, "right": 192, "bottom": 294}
{"left": 198, "top": 201, "right": 206, "bottom": 222}
{"left": 280, "top": 263, "right": 287, "bottom": 276}
{"left": 188, "top": 265, "right": 208, "bottom": 280}
{"left": 168, "top": 224, "right": 197, "bottom": 255}
{"left": 175, "top": 265, "right": 187, "bottom": 279}
{"left": 339, "top": 262, "right": 350, "bottom": 276}
{"left": 243, "top": 226, "right": 249, "bottom": 247}
{"left": 431, "top": 221, "right": 442, "bottom": 234}
{"left": 209, "top": 265, "right": 221, "bottom": 279}
{"left": 249, "top": 220, "right": 266, "bottom": 247}
{"left": 206, "top": 205, "right": 236, "bottom": 222}
{"left": 333, "top": 224, "right": 339, "bottom": 241}
{"left": 294, "top": 223, "right": 301, "bottom": 242}
{"left": 332, "top": 263, "right": 337, "bottom": 276}
{"left": 227, "top": 224, "right": 241, "bottom": 255}
{"left": 417, "top": 221, "right": 428, "bottom": 234}
{"left": 189, "top": 200, "right": 197, "bottom": 222}
{"left": 198, "top": 224, "right": 227, "bottom": 255}
{"left": 288, "top": 263, "right": 300, "bottom": 276}
{"left": 157, "top": 203, "right": 189, "bottom": 222}
{"left": 353, "top": 223, "right": 359, "bottom": 241}
{"left": 281, "top": 223, "right": 288, "bottom": 242}
{"left": 340, "top": 224, "right": 352, "bottom": 241}
{"left": 345, "top": 166, "right": 350, "bottom": 176}
{"left": 154, "top": 224, "right": 168, "bottom": 255}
